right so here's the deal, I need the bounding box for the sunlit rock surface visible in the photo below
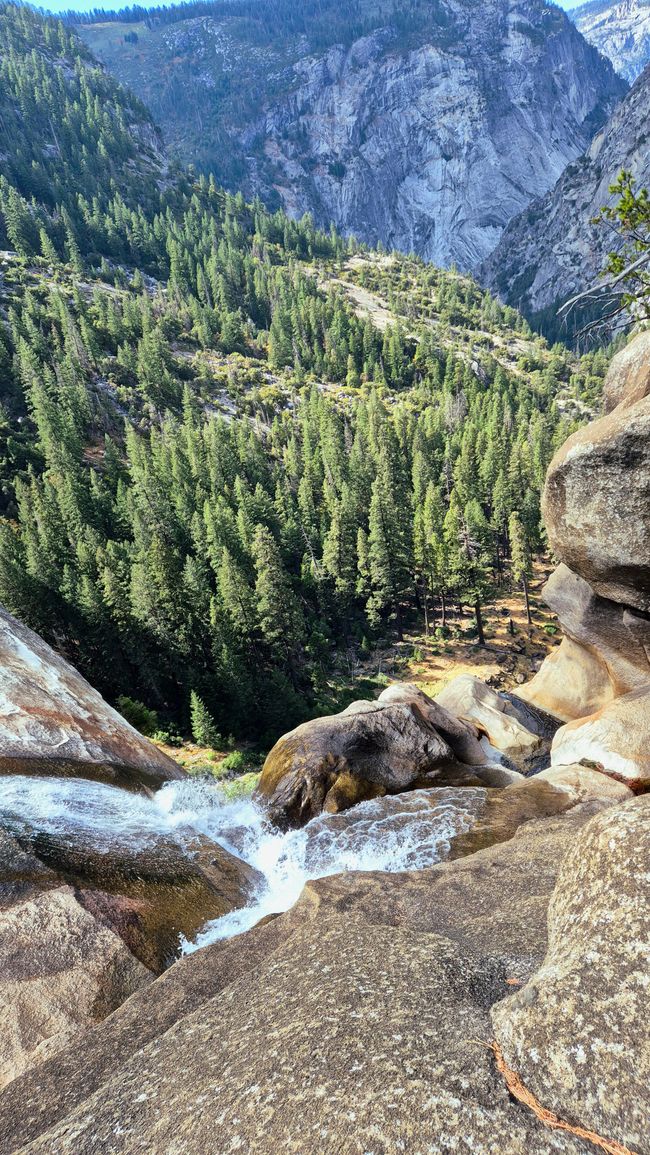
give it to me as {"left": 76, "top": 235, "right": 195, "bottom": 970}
{"left": 0, "top": 773, "right": 630, "bottom": 1155}
{"left": 493, "top": 795, "right": 650, "bottom": 1151}
{"left": 0, "top": 606, "right": 184, "bottom": 789}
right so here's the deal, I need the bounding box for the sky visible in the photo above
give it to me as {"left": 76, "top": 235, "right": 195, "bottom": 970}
{"left": 40, "top": 0, "right": 582, "bottom": 15}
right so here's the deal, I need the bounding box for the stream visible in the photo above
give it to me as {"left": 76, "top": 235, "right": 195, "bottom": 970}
{"left": 0, "top": 775, "right": 488, "bottom": 952}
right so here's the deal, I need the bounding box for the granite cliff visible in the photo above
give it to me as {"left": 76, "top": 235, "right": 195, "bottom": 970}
{"left": 480, "top": 63, "right": 650, "bottom": 336}
{"left": 78, "top": 0, "right": 625, "bottom": 270}
{"left": 574, "top": 0, "right": 650, "bottom": 82}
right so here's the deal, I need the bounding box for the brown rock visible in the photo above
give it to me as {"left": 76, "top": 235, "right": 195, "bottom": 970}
{"left": 435, "top": 674, "right": 543, "bottom": 762}
{"left": 256, "top": 683, "right": 485, "bottom": 826}
{"left": 516, "top": 635, "right": 615, "bottom": 721}
{"left": 0, "top": 607, "right": 185, "bottom": 789}
{"left": 0, "top": 886, "right": 152, "bottom": 1089}
{"left": 492, "top": 796, "right": 650, "bottom": 1152}
{"left": 542, "top": 393, "right": 650, "bottom": 612}
{"left": 602, "top": 329, "right": 650, "bottom": 413}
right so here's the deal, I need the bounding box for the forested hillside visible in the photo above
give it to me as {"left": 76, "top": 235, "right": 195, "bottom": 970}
{"left": 0, "top": 3, "right": 608, "bottom": 743}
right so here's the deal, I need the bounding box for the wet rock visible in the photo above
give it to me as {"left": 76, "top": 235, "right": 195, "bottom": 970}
{"left": 435, "top": 674, "right": 543, "bottom": 764}
{"left": 0, "top": 606, "right": 184, "bottom": 790}
{"left": 0, "top": 886, "right": 152, "bottom": 1090}
{"left": 256, "top": 683, "right": 485, "bottom": 827}
{"left": 551, "top": 685, "right": 650, "bottom": 785}
{"left": 492, "top": 796, "right": 650, "bottom": 1152}
{"left": 542, "top": 389, "right": 650, "bottom": 613}
{"left": 0, "top": 794, "right": 622, "bottom": 1155}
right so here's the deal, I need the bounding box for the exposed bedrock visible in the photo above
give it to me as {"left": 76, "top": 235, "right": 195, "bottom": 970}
{"left": 0, "top": 605, "right": 185, "bottom": 790}
{"left": 0, "top": 771, "right": 634, "bottom": 1155}
{"left": 493, "top": 795, "right": 650, "bottom": 1152}
{"left": 542, "top": 339, "right": 650, "bottom": 613}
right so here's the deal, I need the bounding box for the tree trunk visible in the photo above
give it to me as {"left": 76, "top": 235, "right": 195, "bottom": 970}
{"left": 474, "top": 599, "right": 485, "bottom": 647}
{"left": 422, "top": 577, "right": 429, "bottom": 637}
{"left": 522, "top": 576, "right": 532, "bottom": 626}
{"left": 441, "top": 590, "right": 447, "bottom": 628}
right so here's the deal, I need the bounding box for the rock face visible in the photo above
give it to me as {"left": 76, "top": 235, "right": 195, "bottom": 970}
{"left": 0, "top": 781, "right": 632, "bottom": 1155}
{"left": 517, "top": 330, "right": 650, "bottom": 783}
{"left": 518, "top": 563, "right": 650, "bottom": 719}
{"left": 542, "top": 386, "right": 650, "bottom": 612}
{"left": 80, "top": 0, "right": 625, "bottom": 271}
{"left": 0, "top": 606, "right": 184, "bottom": 789}
{"left": 493, "top": 795, "right": 650, "bottom": 1151}
{"left": 435, "top": 674, "right": 544, "bottom": 763}
{"left": 480, "top": 65, "right": 648, "bottom": 332}
{"left": 551, "top": 685, "right": 650, "bottom": 783}
{"left": 0, "top": 784, "right": 262, "bottom": 1085}
{"left": 574, "top": 0, "right": 650, "bottom": 82}
{"left": 256, "top": 683, "right": 490, "bottom": 826}
{"left": 0, "top": 885, "right": 152, "bottom": 1090}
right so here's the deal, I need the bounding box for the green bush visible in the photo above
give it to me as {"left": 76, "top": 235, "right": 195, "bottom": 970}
{"left": 116, "top": 695, "right": 159, "bottom": 737}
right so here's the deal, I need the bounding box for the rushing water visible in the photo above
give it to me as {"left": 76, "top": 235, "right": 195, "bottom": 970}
{"left": 0, "top": 775, "right": 486, "bottom": 951}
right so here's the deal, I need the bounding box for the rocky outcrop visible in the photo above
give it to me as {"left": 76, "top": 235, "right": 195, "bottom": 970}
{"left": 493, "top": 795, "right": 650, "bottom": 1151}
{"left": 435, "top": 674, "right": 545, "bottom": 763}
{"left": 81, "top": 0, "right": 625, "bottom": 271}
{"left": 256, "top": 683, "right": 497, "bottom": 826}
{"left": 517, "top": 330, "right": 650, "bottom": 782}
{"left": 574, "top": 0, "right": 650, "bottom": 83}
{"left": 551, "top": 685, "right": 650, "bottom": 784}
{"left": 518, "top": 564, "right": 650, "bottom": 719}
{"left": 0, "top": 606, "right": 184, "bottom": 789}
{"left": 480, "top": 65, "right": 648, "bottom": 332}
{"left": 542, "top": 386, "right": 650, "bottom": 613}
{"left": 0, "top": 791, "right": 261, "bottom": 1084}
{"left": 0, "top": 778, "right": 631, "bottom": 1155}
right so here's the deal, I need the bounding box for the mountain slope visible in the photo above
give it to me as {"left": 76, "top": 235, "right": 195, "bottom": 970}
{"left": 76, "top": 0, "right": 626, "bottom": 271}
{"left": 479, "top": 63, "right": 650, "bottom": 340}
{"left": 574, "top": 0, "right": 650, "bottom": 81}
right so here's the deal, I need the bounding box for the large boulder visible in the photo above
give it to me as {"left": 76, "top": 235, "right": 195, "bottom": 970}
{"left": 0, "top": 607, "right": 184, "bottom": 789}
{"left": 256, "top": 683, "right": 487, "bottom": 826}
{"left": 0, "top": 788, "right": 626, "bottom": 1155}
{"left": 542, "top": 361, "right": 650, "bottom": 613}
{"left": 492, "top": 795, "right": 650, "bottom": 1151}
{"left": 602, "top": 328, "right": 650, "bottom": 413}
{"left": 435, "top": 674, "right": 544, "bottom": 764}
{"left": 551, "top": 685, "right": 650, "bottom": 786}
{"left": 516, "top": 564, "right": 650, "bottom": 720}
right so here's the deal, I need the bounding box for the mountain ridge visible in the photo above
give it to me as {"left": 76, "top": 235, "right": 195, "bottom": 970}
{"left": 75, "top": 0, "right": 627, "bottom": 271}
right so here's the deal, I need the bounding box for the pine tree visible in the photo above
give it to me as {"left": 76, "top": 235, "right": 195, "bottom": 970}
{"left": 190, "top": 690, "right": 222, "bottom": 747}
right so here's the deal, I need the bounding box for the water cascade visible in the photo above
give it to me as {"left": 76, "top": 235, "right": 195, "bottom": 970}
{"left": 0, "top": 775, "right": 487, "bottom": 953}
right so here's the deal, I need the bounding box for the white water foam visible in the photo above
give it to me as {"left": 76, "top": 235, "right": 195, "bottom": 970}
{"left": 0, "top": 775, "right": 486, "bottom": 950}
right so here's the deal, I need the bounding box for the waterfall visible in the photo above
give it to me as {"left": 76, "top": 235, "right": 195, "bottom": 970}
{"left": 0, "top": 775, "right": 486, "bottom": 951}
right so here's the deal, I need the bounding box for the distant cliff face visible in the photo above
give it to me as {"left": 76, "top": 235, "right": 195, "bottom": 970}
{"left": 479, "top": 65, "right": 650, "bottom": 332}
{"left": 574, "top": 0, "right": 650, "bottom": 82}
{"left": 79, "top": 0, "right": 625, "bottom": 271}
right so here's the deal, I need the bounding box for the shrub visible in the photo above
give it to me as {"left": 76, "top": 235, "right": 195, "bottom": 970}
{"left": 116, "top": 695, "right": 159, "bottom": 737}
